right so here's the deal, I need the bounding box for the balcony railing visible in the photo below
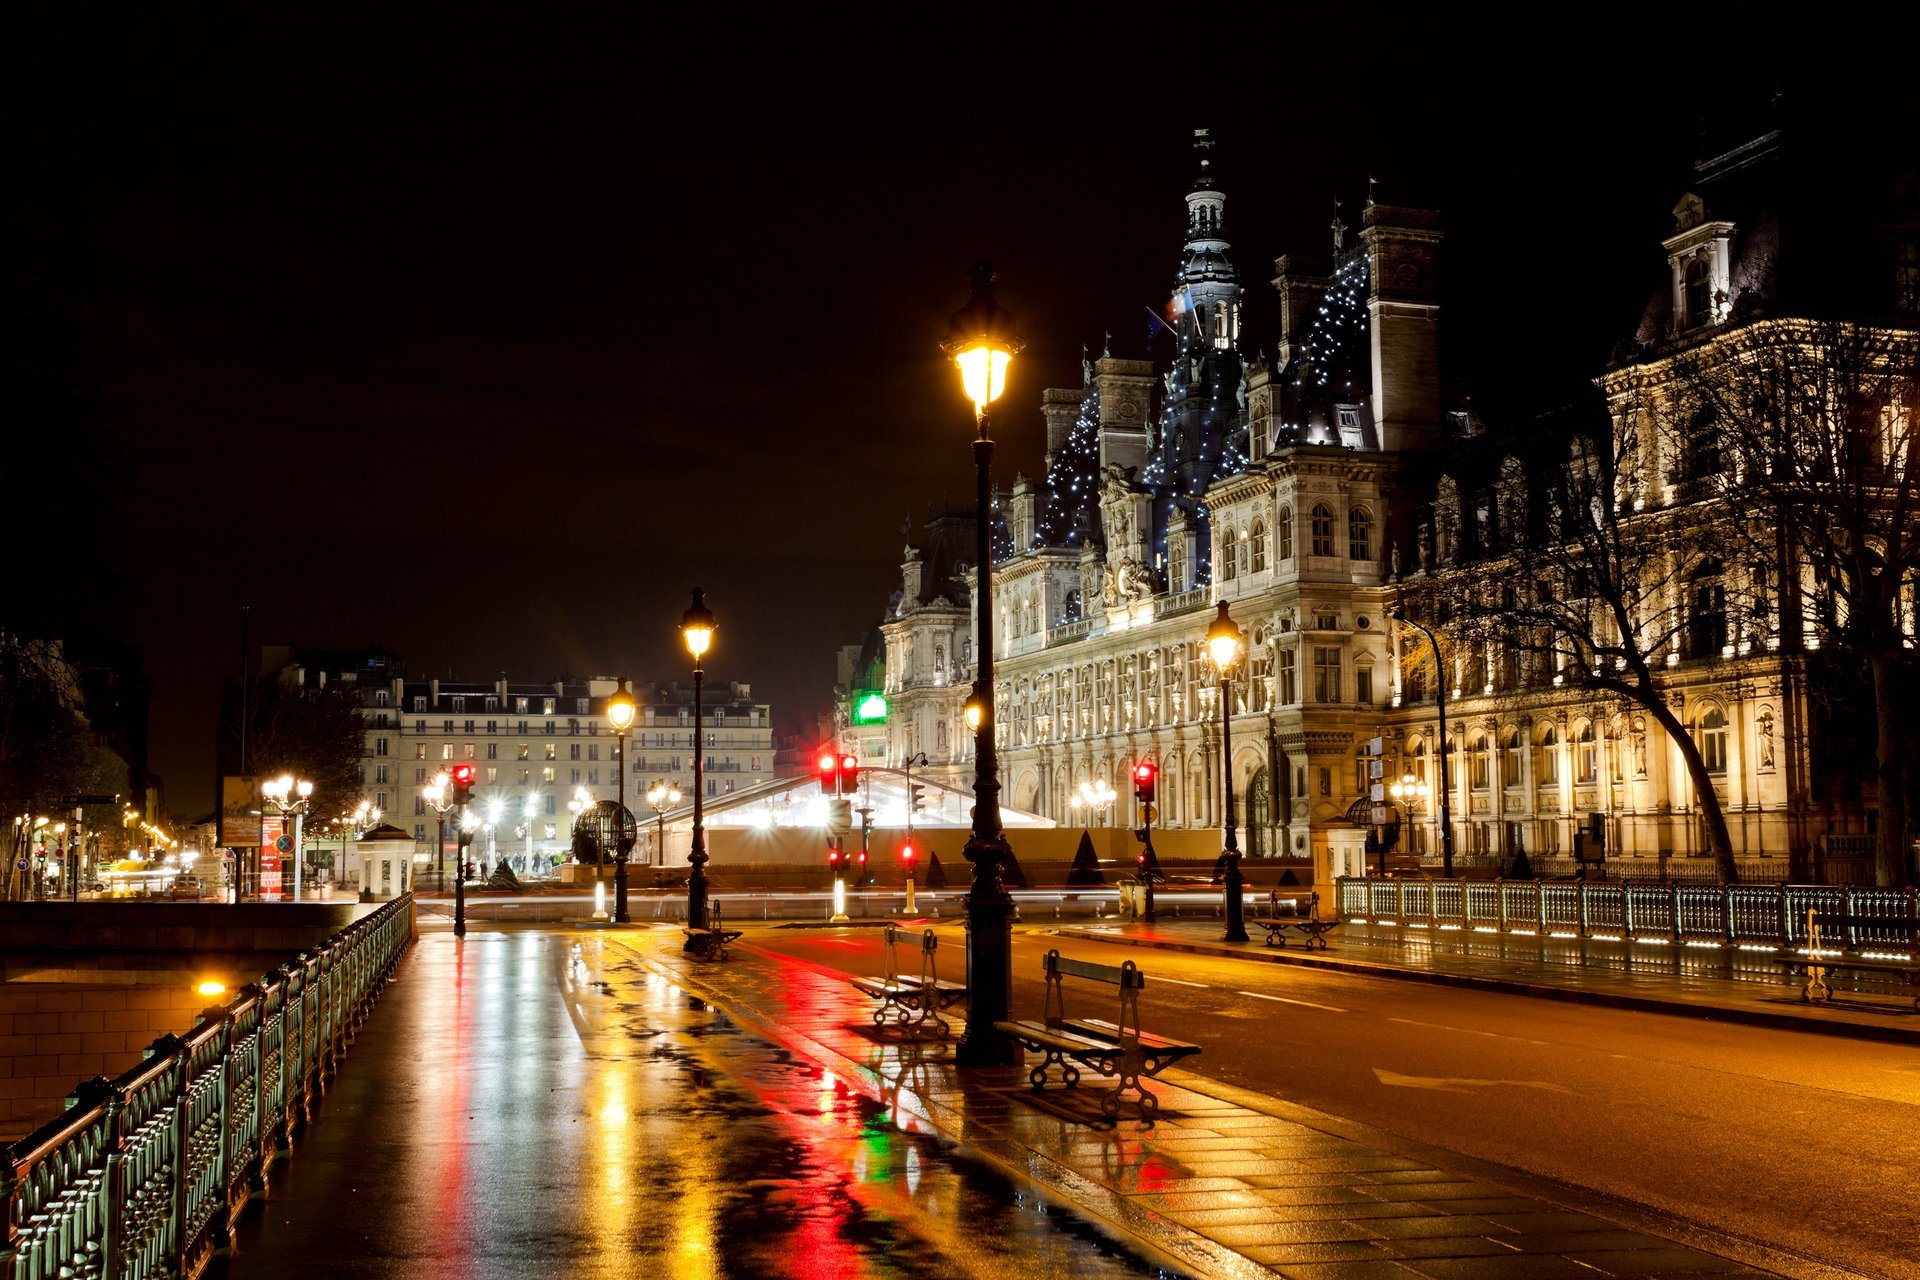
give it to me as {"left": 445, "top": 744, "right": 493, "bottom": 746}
{"left": 2, "top": 895, "right": 415, "bottom": 1280}
{"left": 1155, "top": 588, "right": 1210, "bottom": 619}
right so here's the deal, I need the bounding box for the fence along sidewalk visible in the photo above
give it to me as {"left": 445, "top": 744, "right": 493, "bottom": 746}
{"left": 1337, "top": 876, "right": 1920, "bottom": 950}
{"left": 0, "top": 894, "right": 415, "bottom": 1280}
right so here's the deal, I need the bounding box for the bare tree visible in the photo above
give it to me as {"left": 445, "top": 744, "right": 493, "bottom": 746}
{"left": 1407, "top": 408, "right": 1743, "bottom": 881}
{"left": 1667, "top": 318, "right": 1919, "bottom": 886}
{"left": 239, "top": 678, "right": 367, "bottom": 825}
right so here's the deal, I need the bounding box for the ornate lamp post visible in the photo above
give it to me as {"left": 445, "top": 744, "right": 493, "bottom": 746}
{"left": 261, "top": 774, "right": 314, "bottom": 902}
{"left": 1390, "top": 607, "right": 1455, "bottom": 877}
{"left": 646, "top": 780, "right": 682, "bottom": 870}
{"left": 1388, "top": 774, "right": 1430, "bottom": 875}
{"left": 607, "top": 678, "right": 637, "bottom": 923}
{"left": 1206, "top": 602, "right": 1250, "bottom": 942}
{"left": 423, "top": 772, "right": 453, "bottom": 893}
{"left": 943, "top": 262, "right": 1024, "bottom": 1067}
{"left": 680, "top": 589, "right": 716, "bottom": 945}
{"left": 1071, "top": 778, "right": 1117, "bottom": 827}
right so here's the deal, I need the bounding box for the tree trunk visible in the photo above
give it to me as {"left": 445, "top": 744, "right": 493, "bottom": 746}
{"left": 1603, "top": 678, "right": 1741, "bottom": 882}
{"left": 1868, "top": 649, "right": 1911, "bottom": 887}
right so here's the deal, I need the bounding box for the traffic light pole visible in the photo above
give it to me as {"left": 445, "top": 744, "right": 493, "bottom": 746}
{"left": 1138, "top": 799, "right": 1157, "bottom": 925}
{"left": 454, "top": 804, "right": 468, "bottom": 938}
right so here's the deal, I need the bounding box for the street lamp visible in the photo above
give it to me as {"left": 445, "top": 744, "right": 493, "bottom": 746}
{"left": 1390, "top": 606, "right": 1455, "bottom": 877}
{"left": 943, "top": 262, "right": 1024, "bottom": 1067}
{"left": 1071, "top": 778, "right": 1117, "bottom": 826}
{"left": 646, "top": 779, "right": 682, "bottom": 869}
{"left": 423, "top": 771, "right": 454, "bottom": 893}
{"left": 261, "top": 774, "right": 314, "bottom": 902}
{"left": 681, "top": 588, "right": 716, "bottom": 946}
{"left": 1206, "top": 601, "right": 1250, "bottom": 943}
{"left": 607, "top": 677, "right": 637, "bottom": 924}
{"left": 1388, "top": 773, "right": 1430, "bottom": 876}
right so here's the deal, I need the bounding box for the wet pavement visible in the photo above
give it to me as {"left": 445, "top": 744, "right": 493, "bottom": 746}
{"left": 1052, "top": 916, "right": 1920, "bottom": 1043}
{"left": 213, "top": 927, "right": 1193, "bottom": 1279}
{"left": 205, "top": 919, "right": 1827, "bottom": 1278}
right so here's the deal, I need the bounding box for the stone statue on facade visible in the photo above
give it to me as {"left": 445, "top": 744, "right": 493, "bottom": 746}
{"left": 1758, "top": 706, "right": 1776, "bottom": 769}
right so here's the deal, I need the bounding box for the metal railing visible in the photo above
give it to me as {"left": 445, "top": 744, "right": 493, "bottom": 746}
{"left": 2, "top": 895, "right": 414, "bottom": 1280}
{"left": 1336, "top": 877, "right": 1918, "bottom": 949}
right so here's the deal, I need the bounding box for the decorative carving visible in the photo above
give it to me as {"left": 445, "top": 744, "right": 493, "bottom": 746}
{"left": 1757, "top": 705, "right": 1775, "bottom": 770}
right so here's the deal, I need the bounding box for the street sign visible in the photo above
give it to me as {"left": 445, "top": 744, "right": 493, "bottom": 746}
{"left": 1370, "top": 783, "right": 1385, "bottom": 802}
{"left": 1371, "top": 804, "right": 1389, "bottom": 825}
{"left": 1366, "top": 737, "right": 1384, "bottom": 757}
{"left": 63, "top": 794, "right": 116, "bottom": 807}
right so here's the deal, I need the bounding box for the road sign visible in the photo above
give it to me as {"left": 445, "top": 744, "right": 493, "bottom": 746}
{"left": 63, "top": 794, "right": 116, "bottom": 806}
{"left": 1371, "top": 804, "right": 1389, "bottom": 826}
{"left": 1370, "top": 783, "right": 1385, "bottom": 802}
{"left": 275, "top": 834, "right": 294, "bottom": 854}
{"left": 1366, "top": 737, "right": 1384, "bottom": 756}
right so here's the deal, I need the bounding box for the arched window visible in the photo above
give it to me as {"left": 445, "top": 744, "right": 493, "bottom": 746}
{"left": 1503, "top": 731, "right": 1524, "bottom": 787}
{"left": 1310, "top": 504, "right": 1335, "bottom": 557}
{"left": 1249, "top": 520, "right": 1267, "bottom": 573}
{"left": 1576, "top": 724, "right": 1598, "bottom": 784}
{"left": 1470, "top": 735, "right": 1491, "bottom": 790}
{"left": 1412, "top": 739, "right": 1428, "bottom": 787}
{"left": 1277, "top": 507, "right": 1294, "bottom": 560}
{"left": 1349, "top": 505, "right": 1374, "bottom": 561}
{"left": 1218, "top": 519, "right": 1237, "bottom": 581}
{"left": 1169, "top": 540, "right": 1188, "bottom": 592}
{"left": 1701, "top": 707, "right": 1729, "bottom": 774}
{"left": 1539, "top": 727, "right": 1560, "bottom": 785}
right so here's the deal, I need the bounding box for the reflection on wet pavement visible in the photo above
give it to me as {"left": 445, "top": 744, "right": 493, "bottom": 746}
{"left": 216, "top": 928, "right": 1186, "bottom": 1280}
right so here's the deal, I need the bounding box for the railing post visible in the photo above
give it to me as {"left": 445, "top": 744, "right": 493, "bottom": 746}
{"left": 1721, "top": 884, "right": 1734, "bottom": 946}
{"left": 1428, "top": 879, "right": 1438, "bottom": 923}
{"left": 1623, "top": 883, "right": 1636, "bottom": 940}
{"left": 1463, "top": 882, "right": 1475, "bottom": 928}
{"left": 1670, "top": 880, "right": 1682, "bottom": 944}
{"left": 1496, "top": 877, "right": 1508, "bottom": 931}
{"left": 1844, "top": 884, "right": 1858, "bottom": 949}
{"left": 1776, "top": 882, "right": 1788, "bottom": 946}
{"left": 1536, "top": 878, "right": 1547, "bottom": 934}
{"left": 1577, "top": 880, "right": 1589, "bottom": 937}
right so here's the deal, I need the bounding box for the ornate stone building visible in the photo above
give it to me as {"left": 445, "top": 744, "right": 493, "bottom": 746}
{"left": 856, "top": 119, "right": 1914, "bottom": 881}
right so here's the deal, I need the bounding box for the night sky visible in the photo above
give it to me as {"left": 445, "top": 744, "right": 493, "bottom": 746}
{"left": 5, "top": 13, "right": 1901, "bottom": 815}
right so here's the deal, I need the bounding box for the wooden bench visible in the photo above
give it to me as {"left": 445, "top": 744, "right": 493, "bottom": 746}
{"left": 1260, "top": 892, "right": 1339, "bottom": 950}
{"left": 684, "top": 901, "right": 743, "bottom": 961}
{"left": 849, "top": 924, "right": 966, "bottom": 1037}
{"left": 1776, "top": 912, "right": 1920, "bottom": 1010}
{"left": 994, "top": 949, "right": 1201, "bottom": 1118}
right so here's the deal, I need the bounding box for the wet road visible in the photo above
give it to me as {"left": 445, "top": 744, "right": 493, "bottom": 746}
{"left": 755, "top": 924, "right": 1920, "bottom": 1280}
{"left": 215, "top": 929, "right": 1189, "bottom": 1279}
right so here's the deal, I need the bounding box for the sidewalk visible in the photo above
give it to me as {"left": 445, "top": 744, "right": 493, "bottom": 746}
{"left": 629, "top": 926, "right": 1810, "bottom": 1280}
{"left": 1050, "top": 916, "right": 1920, "bottom": 1046}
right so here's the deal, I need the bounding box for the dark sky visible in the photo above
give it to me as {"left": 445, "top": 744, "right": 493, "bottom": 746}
{"left": 5, "top": 12, "right": 1899, "bottom": 815}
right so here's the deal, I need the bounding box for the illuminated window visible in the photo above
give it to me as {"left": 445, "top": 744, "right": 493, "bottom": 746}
{"left": 1277, "top": 507, "right": 1294, "bottom": 560}
{"left": 1701, "top": 707, "right": 1728, "bottom": 774}
{"left": 1218, "top": 518, "right": 1236, "bottom": 581}
{"left": 518, "top": 744, "right": 530, "bottom": 760}
{"left": 1503, "top": 731, "right": 1523, "bottom": 786}
{"left": 1312, "top": 647, "right": 1342, "bottom": 703}
{"left": 415, "top": 744, "right": 427, "bottom": 760}
{"left": 1470, "top": 735, "right": 1490, "bottom": 790}
{"left": 440, "top": 743, "right": 452, "bottom": 761}
{"left": 545, "top": 743, "right": 557, "bottom": 761}
{"left": 1539, "top": 728, "right": 1559, "bottom": 784}
{"left": 1576, "top": 725, "right": 1597, "bottom": 784}
{"left": 1249, "top": 520, "right": 1267, "bottom": 573}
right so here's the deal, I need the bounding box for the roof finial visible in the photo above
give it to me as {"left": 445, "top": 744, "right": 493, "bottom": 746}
{"left": 1102, "top": 329, "right": 1111, "bottom": 358}
{"left": 1330, "top": 195, "right": 1346, "bottom": 252}
{"left": 1367, "top": 173, "right": 1379, "bottom": 207}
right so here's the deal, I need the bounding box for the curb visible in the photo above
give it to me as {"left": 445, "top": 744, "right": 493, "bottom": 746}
{"left": 1050, "top": 926, "right": 1920, "bottom": 1047}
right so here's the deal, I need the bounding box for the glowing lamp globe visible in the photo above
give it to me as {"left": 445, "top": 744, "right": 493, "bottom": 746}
{"left": 942, "top": 262, "right": 1024, "bottom": 412}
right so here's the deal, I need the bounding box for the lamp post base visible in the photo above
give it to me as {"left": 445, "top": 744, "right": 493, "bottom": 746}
{"left": 955, "top": 832, "right": 1016, "bottom": 1067}
{"left": 682, "top": 852, "right": 710, "bottom": 948}
{"left": 1221, "top": 851, "right": 1248, "bottom": 943}
{"left": 613, "top": 855, "right": 630, "bottom": 924}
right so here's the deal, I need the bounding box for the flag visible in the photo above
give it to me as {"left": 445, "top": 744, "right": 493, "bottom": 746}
{"left": 1145, "top": 305, "right": 1171, "bottom": 348}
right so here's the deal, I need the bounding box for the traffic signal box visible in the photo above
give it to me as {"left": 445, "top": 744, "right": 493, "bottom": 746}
{"left": 450, "top": 762, "right": 476, "bottom": 806}
{"left": 816, "top": 751, "right": 862, "bottom": 796}
{"left": 1132, "top": 760, "right": 1157, "bottom": 804}
{"left": 898, "top": 840, "right": 917, "bottom": 875}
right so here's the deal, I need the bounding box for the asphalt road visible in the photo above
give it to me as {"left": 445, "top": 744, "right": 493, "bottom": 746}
{"left": 749, "top": 923, "right": 1920, "bottom": 1280}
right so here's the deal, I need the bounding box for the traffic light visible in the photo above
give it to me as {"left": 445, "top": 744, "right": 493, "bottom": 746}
{"left": 816, "top": 751, "right": 841, "bottom": 795}
{"left": 1131, "top": 760, "right": 1157, "bottom": 804}
{"left": 827, "top": 844, "right": 843, "bottom": 872}
{"left": 908, "top": 783, "right": 927, "bottom": 816}
{"left": 838, "top": 752, "right": 860, "bottom": 796}
{"left": 856, "top": 848, "right": 869, "bottom": 884}
{"left": 450, "top": 762, "right": 477, "bottom": 806}
{"left": 898, "top": 840, "right": 917, "bottom": 874}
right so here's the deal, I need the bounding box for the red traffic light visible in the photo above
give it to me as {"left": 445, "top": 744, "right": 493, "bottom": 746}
{"left": 451, "top": 763, "right": 476, "bottom": 785}
{"left": 898, "top": 841, "right": 917, "bottom": 865}
{"left": 817, "top": 750, "right": 841, "bottom": 793}
{"left": 1131, "top": 760, "right": 1157, "bottom": 802}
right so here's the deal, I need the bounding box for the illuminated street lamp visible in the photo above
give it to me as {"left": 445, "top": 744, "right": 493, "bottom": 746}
{"left": 606, "top": 677, "right": 637, "bottom": 923}
{"left": 1388, "top": 773, "right": 1430, "bottom": 876}
{"left": 261, "top": 774, "right": 314, "bottom": 902}
{"left": 1070, "top": 778, "right": 1117, "bottom": 826}
{"left": 1390, "top": 606, "right": 1455, "bottom": 877}
{"left": 943, "top": 262, "right": 1023, "bottom": 1067}
{"left": 1207, "top": 601, "right": 1249, "bottom": 943}
{"left": 680, "top": 589, "right": 715, "bottom": 946}
{"left": 646, "top": 779, "right": 682, "bottom": 869}
{"left": 423, "top": 771, "right": 454, "bottom": 893}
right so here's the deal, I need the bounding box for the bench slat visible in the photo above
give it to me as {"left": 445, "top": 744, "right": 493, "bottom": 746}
{"left": 1045, "top": 953, "right": 1143, "bottom": 987}
{"left": 1058, "top": 1017, "right": 1200, "bottom": 1055}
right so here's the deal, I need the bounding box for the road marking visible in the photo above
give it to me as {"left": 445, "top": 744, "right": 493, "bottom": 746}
{"left": 1240, "top": 991, "right": 1348, "bottom": 1013}
{"left": 1156, "top": 976, "right": 1209, "bottom": 988}
{"left": 1374, "top": 1068, "right": 1573, "bottom": 1094}
{"left": 1388, "top": 1016, "right": 1549, "bottom": 1046}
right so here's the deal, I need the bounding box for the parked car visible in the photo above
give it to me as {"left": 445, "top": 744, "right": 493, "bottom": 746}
{"left": 166, "top": 876, "right": 206, "bottom": 899}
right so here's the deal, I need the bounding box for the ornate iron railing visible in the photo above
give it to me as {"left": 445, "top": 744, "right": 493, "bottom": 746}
{"left": 2, "top": 894, "right": 413, "bottom": 1280}
{"left": 1336, "top": 877, "right": 1918, "bottom": 950}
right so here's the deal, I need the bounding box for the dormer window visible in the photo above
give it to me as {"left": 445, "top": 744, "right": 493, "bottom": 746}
{"left": 1684, "top": 258, "right": 1712, "bottom": 329}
